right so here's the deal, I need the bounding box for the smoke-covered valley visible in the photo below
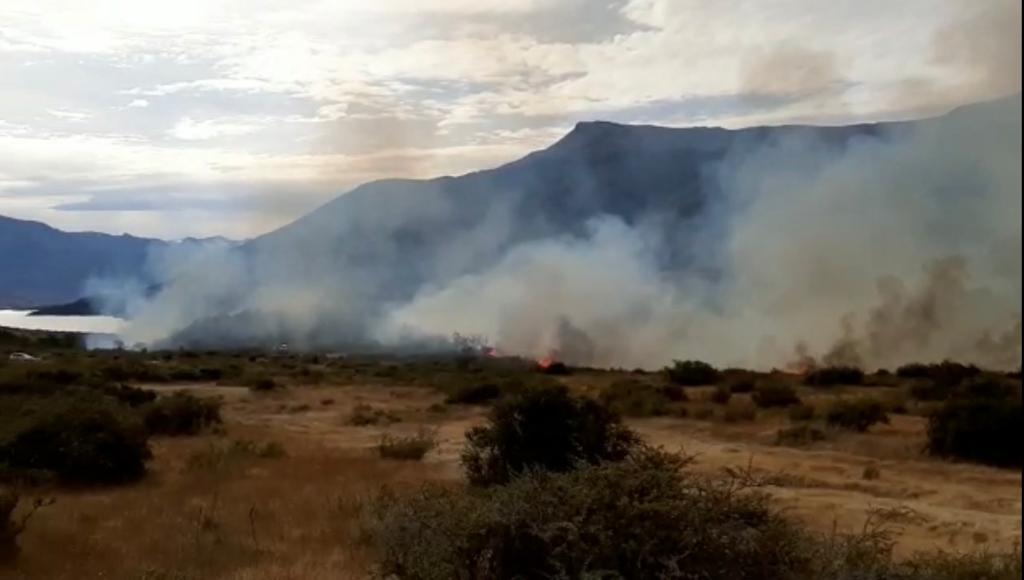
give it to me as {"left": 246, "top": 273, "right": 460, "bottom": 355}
{"left": 104, "top": 96, "right": 1021, "bottom": 371}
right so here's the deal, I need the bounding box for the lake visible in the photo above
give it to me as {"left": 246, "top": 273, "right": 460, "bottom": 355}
{"left": 0, "top": 309, "right": 125, "bottom": 334}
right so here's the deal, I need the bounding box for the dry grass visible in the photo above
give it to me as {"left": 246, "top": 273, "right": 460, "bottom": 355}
{"left": 5, "top": 423, "right": 445, "bottom": 580}
{"left": 2, "top": 354, "right": 1021, "bottom": 577}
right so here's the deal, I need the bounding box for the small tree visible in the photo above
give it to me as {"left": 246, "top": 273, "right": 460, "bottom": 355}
{"left": 665, "top": 360, "right": 720, "bottom": 386}
{"left": 751, "top": 382, "right": 801, "bottom": 408}
{"left": 825, "top": 399, "right": 890, "bottom": 432}
{"left": 461, "top": 386, "right": 638, "bottom": 486}
{"left": 926, "top": 380, "right": 1020, "bottom": 468}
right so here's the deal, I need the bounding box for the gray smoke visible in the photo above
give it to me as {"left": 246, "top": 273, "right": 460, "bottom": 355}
{"left": 381, "top": 96, "right": 1022, "bottom": 370}
{"left": 100, "top": 93, "right": 1021, "bottom": 370}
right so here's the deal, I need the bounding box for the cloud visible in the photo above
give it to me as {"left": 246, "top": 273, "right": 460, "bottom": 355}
{"left": 169, "top": 116, "right": 264, "bottom": 140}
{"left": 1, "top": 0, "right": 1020, "bottom": 238}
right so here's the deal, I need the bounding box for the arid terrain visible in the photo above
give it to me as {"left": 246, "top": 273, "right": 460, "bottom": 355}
{"left": 2, "top": 336, "right": 1020, "bottom": 579}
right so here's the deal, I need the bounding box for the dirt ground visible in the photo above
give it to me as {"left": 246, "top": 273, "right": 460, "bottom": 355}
{"left": 4, "top": 377, "right": 1021, "bottom": 579}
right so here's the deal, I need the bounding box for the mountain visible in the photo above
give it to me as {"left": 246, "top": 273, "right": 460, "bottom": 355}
{"left": 0, "top": 215, "right": 166, "bottom": 309}
{"left": 242, "top": 117, "right": 902, "bottom": 304}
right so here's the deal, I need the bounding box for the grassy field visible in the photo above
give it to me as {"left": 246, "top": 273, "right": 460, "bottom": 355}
{"left": 1, "top": 327, "right": 1020, "bottom": 579}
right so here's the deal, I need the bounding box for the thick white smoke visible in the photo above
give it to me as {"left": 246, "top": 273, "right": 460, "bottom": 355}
{"left": 102, "top": 95, "right": 1021, "bottom": 370}
{"left": 383, "top": 96, "right": 1022, "bottom": 370}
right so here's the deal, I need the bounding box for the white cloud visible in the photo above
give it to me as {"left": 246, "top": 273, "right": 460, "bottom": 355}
{"left": 169, "top": 116, "right": 264, "bottom": 140}
{"left": 0, "top": 0, "right": 1019, "bottom": 237}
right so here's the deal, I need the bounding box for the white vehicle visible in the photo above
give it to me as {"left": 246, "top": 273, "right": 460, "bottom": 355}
{"left": 8, "top": 352, "right": 39, "bottom": 361}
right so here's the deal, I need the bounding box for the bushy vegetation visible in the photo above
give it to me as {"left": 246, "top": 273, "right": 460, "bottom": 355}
{"left": 378, "top": 430, "right": 437, "bottom": 461}
{"left": 461, "top": 386, "right": 638, "bottom": 486}
{"left": 0, "top": 393, "right": 151, "bottom": 485}
{"left": 370, "top": 448, "right": 811, "bottom": 580}
{"left": 751, "top": 382, "right": 801, "bottom": 408}
{"left": 825, "top": 398, "right": 890, "bottom": 432}
{"left": 444, "top": 382, "right": 502, "bottom": 405}
{"left": 897, "top": 361, "right": 981, "bottom": 384}
{"left": 926, "top": 379, "right": 1021, "bottom": 468}
{"left": 347, "top": 403, "right": 400, "bottom": 426}
{"left": 788, "top": 403, "right": 816, "bottom": 422}
{"left": 804, "top": 366, "right": 864, "bottom": 386}
{"left": 775, "top": 424, "right": 827, "bottom": 446}
{"left": 598, "top": 379, "right": 678, "bottom": 417}
{"left": 710, "top": 384, "right": 732, "bottom": 405}
{"left": 722, "top": 401, "right": 756, "bottom": 423}
{"left": 142, "top": 392, "right": 222, "bottom": 436}
{"left": 370, "top": 444, "right": 1021, "bottom": 580}
{"left": 665, "top": 359, "right": 719, "bottom": 385}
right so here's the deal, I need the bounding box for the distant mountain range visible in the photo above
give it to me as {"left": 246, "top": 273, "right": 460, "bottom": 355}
{"left": 0, "top": 214, "right": 233, "bottom": 310}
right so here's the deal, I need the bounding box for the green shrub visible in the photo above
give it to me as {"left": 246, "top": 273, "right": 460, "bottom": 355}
{"left": 825, "top": 399, "right": 890, "bottom": 432}
{"left": 143, "top": 392, "right": 222, "bottom": 436}
{"left": 245, "top": 375, "right": 278, "bottom": 392}
{"left": 728, "top": 377, "right": 756, "bottom": 393}
{"left": 538, "top": 361, "right": 571, "bottom": 375}
{"left": 369, "top": 448, "right": 809, "bottom": 580}
{"left": 804, "top": 366, "right": 864, "bottom": 386}
{"left": 710, "top": 384, "right": 732, "bottom": 405}
{"left": 444, "top": 383, "right": 502, "bottom": 405}
{"left": 788, "top": 403, "right": 816, "bottom": 422}
{"left": 776, "top": 425, "right": 827, "bottom": 446}
{"left": 347, "top": 404, "right": 399, "bottom": 426}
{"left": 0, "top": 395, "right": 151, "bottom": 484}
{"left": 665, "top": 360, "right": 720, "bottom": 385}
{"left": 751, "top": 382, "right": 801, "bottom": 408}
{"left": 99, "top": 384, "right": 157, "bottom": 408}
{"left": 186, "top": 439, "right": 284, "bottom": 472}
{"left": 598, "top": 379, "right": 673, "bottom": 417}
{"left": 897, "top": 361, "right": 981, "bottom": 385}
{"left": 926, "top": 384, "right": 1020, "bottom": 468}
{"left": 378, "top": 430, "right": 437, "bottom": 461}
{"left": 461, "top": 386, "right": 638, "bottom": 486}
{"left": 692, "top": 405, "right": 715, "bottom": 420}
{"left": 722, "top": 401, "right": 756, "bottom": 423}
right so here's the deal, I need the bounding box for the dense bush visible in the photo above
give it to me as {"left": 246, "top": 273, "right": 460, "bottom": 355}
{"left": 775, "top": 425, "right": 827, "bottom": 446}
{"left": 246, "top": 375, "right": 278, "bottom": 392}
{"left": 347, "top": 403, "right": 399, "bottom": 426}
{"left": 143, "top": 392, "right": 222, "bottom": 436}
{"left": 371, "top": 445, "right": 1021, "bottom": 579}
{"left": 751, "top": 382, "right": 801, "bottom": 408}
{"left": 897, "top": 361, "right": 980, "bottom": 386}
{"left": 804, "top": 366, "right": 864, "bottom": 387}
{"left": 665, "top": 360, "right": 720, "bottom": 386}
{"left": 788, "top": 403, "right": 816, "bottom": 422}
{"left": 461, "top": 386, "right": 638, "bottom": 486}
{"left": 444, "top": 382, "right": 502, "bottom": 405}
{"left": 99, "top": 384, "right": 157, "bottom": 408}
{"left": 598, "top": 379, "right": 675, "bottom": 417}
{"left": 825, "top": 398, "right": 890, "bottom": 432}
{"left": 370, "top": 448, "right": 809, "bottom": 580}
{"left": 538, "top": 361, "right": 571, "bottom": 375}
{"left": 722, "top": 401, "right": 756, "bottom": 423}
{"left": 728, "top": 377, "right": 756, "bottom": 393}
{"left": 0, "top": 394, "right": 151, "bottom": 484}
{"left": 378, "top": 430, "right": 437, "bottom": 461}
{"left": 926, "top": 380, "right": 1021, "bottom": 468}
{"left": 710, "top": 384, "right": 732, "bottom": 405}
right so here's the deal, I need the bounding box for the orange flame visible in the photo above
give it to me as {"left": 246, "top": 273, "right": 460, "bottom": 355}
{"left": 537, "top": 355, "right": 553, "bottom": 369}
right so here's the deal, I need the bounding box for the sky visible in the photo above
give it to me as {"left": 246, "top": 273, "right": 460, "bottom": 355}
{"left": 1, "top": 0, "right": 1019, "bottom": 240}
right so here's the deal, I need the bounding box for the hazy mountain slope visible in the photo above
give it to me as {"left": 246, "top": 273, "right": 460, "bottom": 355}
{"left": 0, "top": 215, "right": 165, "bottom": 308}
